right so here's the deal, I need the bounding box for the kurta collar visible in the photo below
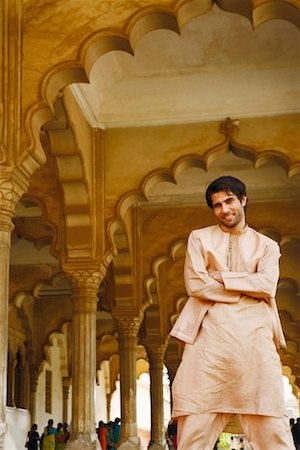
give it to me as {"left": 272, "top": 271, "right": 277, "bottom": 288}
{"left": 218, "top": 224, "right": 248, "bottom": 235}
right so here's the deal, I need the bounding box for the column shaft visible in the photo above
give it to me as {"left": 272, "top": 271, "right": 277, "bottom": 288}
{"left": 66, "top": 270, "right": 101, "bottom": 450}
{"left": 29, "top": 367, "right": 39, "bottom": 424}
{"left": 147, "top": 344, "right": 167, "bottom": 450}
{"left": 62, "top": 377, "right": 71, "bottom": 424}
{"left": 0, "top": 226, "right": 12, "bottom": 438}
{"left": 119, "top": 335, "right": 138, "bottom": 438}
{"left": 115, "top": 314, "right": 142, "bottom": 450}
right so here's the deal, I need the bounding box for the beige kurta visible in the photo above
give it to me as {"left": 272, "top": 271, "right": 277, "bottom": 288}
{"left": 171, "top": 225, "right": 286, "bottom": 419}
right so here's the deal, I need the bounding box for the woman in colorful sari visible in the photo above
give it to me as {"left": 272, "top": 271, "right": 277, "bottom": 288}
{"left": 55, "top": 423, "right": 66, "bottom": 450}
{"left": 43, "top": 419, "right": 57, "bottom": 450}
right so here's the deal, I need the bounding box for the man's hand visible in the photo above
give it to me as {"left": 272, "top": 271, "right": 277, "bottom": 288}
{"left": 209, "top": 271, "right": 224, "bottom": 284}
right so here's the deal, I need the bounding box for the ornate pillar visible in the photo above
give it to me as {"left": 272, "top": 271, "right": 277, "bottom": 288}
{"left": 114, "top": 313, "right": 143, "bottom": 450}
{"left": 0, "top": 174, "right": 27, "bottom": 450}
{"left": 17, "top": 363, "right": 27, "bottom": 408}
{"left": 62, "top": 377, "right": 71, "bottom": 424}
{"left": 65, "top": 270, "right": 101, "bottom": 450}
{"left": 145, "top": 341, "right": 168, "bottom": 450}
{"left": 0, "top": 187, "right": 17, "bottom": 446}
{"left": 106, "top": 393, "right": 111, "bottom": 422}
{"left": 6, "top": 353, "right": 15, "bottom": 407}
{"left": 29, "top": 366, "right": 39, "bottom": 424}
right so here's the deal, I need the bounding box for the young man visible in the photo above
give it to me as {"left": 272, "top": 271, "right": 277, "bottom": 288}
{"left": 170, "top": 176, "right": 294, "bottom": 450}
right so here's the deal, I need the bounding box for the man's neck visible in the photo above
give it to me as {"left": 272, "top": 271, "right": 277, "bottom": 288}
{"left": 219, "top": 220, "right": 247, "bottom": 234}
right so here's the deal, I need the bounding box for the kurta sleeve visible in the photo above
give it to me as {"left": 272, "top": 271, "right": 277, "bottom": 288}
{"left": 185, "top": 231, "right": 240, "bottom": 303}
{"left": 221, "top": 241, "right": 280, "bottom": 298}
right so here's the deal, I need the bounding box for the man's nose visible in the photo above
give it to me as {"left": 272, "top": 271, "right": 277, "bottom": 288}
{"left": 221, "top": 203, "right": 230, "bottom": 213}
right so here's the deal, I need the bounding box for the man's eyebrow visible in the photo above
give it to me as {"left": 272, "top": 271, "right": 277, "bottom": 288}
{"left": 212, "top": 195, "right": 235, "bottom": 206}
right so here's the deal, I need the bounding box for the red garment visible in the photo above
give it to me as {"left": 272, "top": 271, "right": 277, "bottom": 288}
{"left": 98, "top": 426, "right": 107, "bottom": 450}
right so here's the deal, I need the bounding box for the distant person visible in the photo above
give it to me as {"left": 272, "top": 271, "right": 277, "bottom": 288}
{"left": 106, "top": 421, "right": 114, "bottom": 450}
{"left": 62, "top": 423, "right": 69, "bottom": 444}
{"left": 292, "top": 417, "right": 300, "bottom": 449}
{"left": 112, "top": 418, "right": 121, "bottom": 450}
{"left": 96, "top": 421, "right": 107, "bottom": 450}
{"left": 43, "top": 419, "right": 57, "bottom": 450}
{"left": 55, "top": 423, "right": 65, "bottom": 450}
{"left": 168, "top": 418, "right": 178, "bottom": 449}
{"left": 26, "top": 424, "right": 40, "bottom": 450}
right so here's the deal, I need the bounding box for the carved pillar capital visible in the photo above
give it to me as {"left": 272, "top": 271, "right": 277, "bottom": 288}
{"left": 0, "top": 166, "right": 29, "bottom": 231}
{"left": 67, "top": 269, "right": 101, "bottom": 291}
{"left": 144, "top": 340, "right": 168, "bottom": 366}
{"left": 114, "top": 309, "right": 144, "bottom": 340}
{"left": 65, "top": 269, "right": 101, "bottom": 313}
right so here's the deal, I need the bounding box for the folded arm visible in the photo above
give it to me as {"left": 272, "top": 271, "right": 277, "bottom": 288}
{"left": 184, "top": 231, "right": 240, "bottom": 303}
{"left": 221, "top": 241, "right": 280, "bottom": 298}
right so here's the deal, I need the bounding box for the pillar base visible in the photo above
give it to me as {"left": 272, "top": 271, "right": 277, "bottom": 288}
{"left": 148, "top": 440, "right": 168, "bottom": 450}
{"left": 117, "top": 436, "right": 141, "bottom": 449}
{"left": 0, "top": 421, "right": 7, "bottom": 450}
{"left": 65, "top": 432, "right": 101, "bottom": 450}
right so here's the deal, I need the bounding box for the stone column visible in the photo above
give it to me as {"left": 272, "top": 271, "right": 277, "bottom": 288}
{"left": 29, "top": 366, "right": 39, "bottom": 424}
{"left": 0, "top": 211, "right": 13, "bottom": 446}
{"left": 62, "top": 377, "right": 71, "bottom": 424}
{"left": 18, "top": 364, "right": 27, "bottom": 408}
{"left": 6, "top": 353, "right": 15, "bottom": 407}
{"left": 106, "top": 393, "right": 111, "bottom": 422}
{"left": 114, "top": 314, "right": 142, "bottom": 450}
{"left": 0, "top": 172, "right": 27, "bottom": 450}
{"left": 145, "top": 342, "right": 168, "bottom": 450}
{"left": 65, "top": 270, "right": 101, "bottom": 450}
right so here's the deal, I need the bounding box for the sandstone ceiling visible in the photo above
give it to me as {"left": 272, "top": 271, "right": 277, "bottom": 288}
{"left": 72, "top": 5, "right": 300, "bottom": 127}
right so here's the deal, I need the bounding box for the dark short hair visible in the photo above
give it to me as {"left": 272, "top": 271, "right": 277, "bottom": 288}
{"left": 205, "top": 176, "right": 247, "bottom": 209}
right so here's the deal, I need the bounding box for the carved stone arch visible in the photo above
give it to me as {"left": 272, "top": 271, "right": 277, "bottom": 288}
{"left": 141, "top": 239, "right": 186, "bottom": 347}
{"left": 215, "top": 0, "right": 300, "bottom": 30}
{"left": 278, "top": 236, "right": 300, "bottom": 286}
{"left": 108, "top": 219, "right": 135, "bottom": 306}
{"left": 136, "top": 357, "right": 150, "bottom": 377}
{"left": 282, "top": 365, "right": 300, "bottom": 403}
{"left": 31, "top": 270, "right": 71, "bottom": 299}
{"left": 97, "top": 333, "right": 119, "bottom": 367}
{"left": 14, "top": 345, "right": 27, "bottom": 409}
{"left": 43, "top": 327, "right": 70, "bottom": 375}
{"left": 22, "top": 0, "right": 300, "bottom": 199}
{"left": 230, "top": 136, "right": 300, "bottom": 179}
{"left": 108, "top": 354, "right": 121, "bottom": 399}
{"left": 40, "top": 97, "right": 95, "bottom": 260}
{"left": 6, "top": 343, "right": 14, "bottom": 407}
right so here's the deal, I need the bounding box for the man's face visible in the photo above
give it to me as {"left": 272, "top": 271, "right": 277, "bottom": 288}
{"left": 211, "top": 190, "right": 247, "bottom": 229}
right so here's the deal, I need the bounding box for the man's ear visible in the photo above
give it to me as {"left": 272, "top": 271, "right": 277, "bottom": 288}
{"left": 241, "top": 195, "right": 247, "bottom": 207}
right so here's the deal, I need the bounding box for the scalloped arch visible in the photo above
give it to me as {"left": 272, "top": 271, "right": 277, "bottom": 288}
{"left": 216, "top": 0, "right": 300, "bottom": 30}
{"left": 109, "top": 142, "right": 300, "bottom": 265}
{"left": 25, "top": 0, "right": 300, "bottom": 182}
{"left": 43, "top": 326, "right": 70, "bottom": 377}
{"left": 32, "top": 271, "right": 71, "bottom": 299}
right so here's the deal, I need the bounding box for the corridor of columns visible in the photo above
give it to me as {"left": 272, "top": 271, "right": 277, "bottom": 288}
{"left": 1, "top": 0, "right": 300, "bottom": 449}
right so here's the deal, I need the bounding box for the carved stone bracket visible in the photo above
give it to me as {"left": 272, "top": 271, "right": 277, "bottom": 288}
{"left": 65, "top": 269, "right": 102, "bottom": 313}
{"left": 113, "top": 310, "right": 144, "bottom": 340}
{"left": 0, "top": 166, "right": 29, "bottom": 231}
{"left": 144, "top": 340, "right": 168, "bottom": 367}
{"left": 219, "top": 117, "right": 240, "bottom": 139}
